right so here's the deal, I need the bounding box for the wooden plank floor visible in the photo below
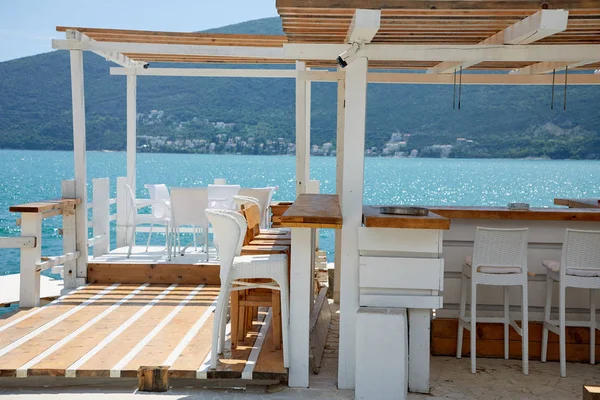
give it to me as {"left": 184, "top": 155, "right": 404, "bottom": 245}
{"left": 0, "top": 283, "right": 286, "bottom": 382}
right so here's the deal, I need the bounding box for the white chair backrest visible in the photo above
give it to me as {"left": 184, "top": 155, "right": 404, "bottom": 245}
{"left": 238, "top": 187, "right": 275, "bottom": 228}
{"left": 205, "top": 209, "right": 247, "bottom": 282}
{"left": 145, "top": 183, "right": 171, "bottom": 218}
{"left": 233, "top": 195, "right": 261, "bottom": 211}
{"left": 208, "top": 184, "right": 240, "bottom": 210}
{"left": 170, "top": 187, "right": 209, "bottom": 228}
{"left": 472, "top": 227, "right": 528, "bottom": 271}
{"left": 561, "top": 229, "right": 600, "bottom": 275}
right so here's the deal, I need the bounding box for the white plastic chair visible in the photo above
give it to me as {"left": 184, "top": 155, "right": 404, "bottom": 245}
{"left": 208, "top": 184, "right": 240, "bottom": 210}
{"left": 541, "top": 229, "right": 600, "bottom": 377}
{"left": 233, "top": 194, "right": 261, "bottom": 211}
{"left": 144, "top": 184, "right": 171, "bottom": 248}
{"left": 170, "top": 187, "right": 209, "bottom": 259}
{"left": 457, "top": 227, "right": 529, "bottom": 375}
{"left": 238, "top": 187, "right": 275, "bottom": 228}
{"left": 205, "top": 209, "right": 289, "bottom": 370}
{"left": 124, "top": 184, "right": 171, "bottom": 259}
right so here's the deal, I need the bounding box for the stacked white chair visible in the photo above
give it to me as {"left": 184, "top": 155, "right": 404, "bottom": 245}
{"left": 238, "top": 187, "right": 275, "bottom": 228}
{"left": 124, "top": 184, "right": 171, "bottom": 259}
{"left": 144, "top": 184, "right": 171, "bottom": 248}
{"left": 169, "top": 187, "right": 209, "bottom": 259}
{"left": 541, "top": 229, "right": 600, "bottom": 377}
{"left": 205, "top": 209, "right": 289, "bottom": 370}
{"left": 457, "top": 227, "right": 529, "bottom": 375}
{"left": 207, "top": 184, "right": 240, "bottom": 210}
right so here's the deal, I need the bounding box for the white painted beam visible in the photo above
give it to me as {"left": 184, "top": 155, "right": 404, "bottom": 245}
{"left": 428, "top": 10, "right": 569, "bottom": 74}
{"left": 283, "top": 43, "right": 600, "bottom": 63}
{"left": 338, "top": 57, "right": 368, "bottom": 390}
{"left": 334, "top": 69, "right": 345, "bottom": 304}
{"left": 510, "top": 60, "right": 600, "bottom": 74}
{"left": 345, "top": 9, "right": 381, "bottom": 44}
{"left": 69, "top": 50, "right": 89, "bottom": 281}
{"left": 65, "top": 30, "right": 144, "bottom": 68}
{"left": 111, "top": 67, "right": 296, "bottom": 78}
{"left": 126, "top": 74, "right": 137, "bottom": 191}
{"left": 295, "top": 61, "right": 310, "bottom": 196}
{"left": 53, "top": 39, "right": 284, "bottom": 59}
{"left": 367, "top": 72, "right": 600, "bottom": 85}
{"left": 0, "top": 237, "right": 36, "bottom": 249}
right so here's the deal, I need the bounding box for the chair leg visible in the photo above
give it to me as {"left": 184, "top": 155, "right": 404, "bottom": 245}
{"left": 231, "top": 289, "right": 240, "bottom": 349}
{"left": 471, "top": 280, "right": 477, "bottom": 374}
{"left": 559, "top": 284, "right": 567, "bottom": 378}
{"left": 541, "top": 275, "right": 553, "bottom": 363}
{"left": 590, "top": 289, "right": 596, "bottom": 365}
{"left": 504, "top": 285, "right": 510, "bottom": 360}
{"left": 211, "top": 284, "right": 230, "bottom": 369}
{"left": 521, "top": 280, "right": 529, "bottom": 375}
{"left": 278, "top": 278, "right": 290, "bottom": 369}
{"left": 272, "top": 290, "right": 282, "bottom": 350}
{"left": 127, "top": 225, "right": 136, "bottom": 258}
{"left": 146, "top": 224, "right": 153, "bottom": 251}
{"left": 457, "top": 274, "right": 467, "bottom": 359}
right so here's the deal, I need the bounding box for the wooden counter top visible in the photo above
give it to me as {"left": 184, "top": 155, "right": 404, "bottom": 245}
{"left": 362, "top": 206, "right": 450, "bottom": 230}
{"left": 280, "top": 194, "right": 342, "bottom": 229}
{"left": 9, "top": 198, "right": 81, "bottom": 213}
{"left": 554, "top": 198, "right": 600, "bottom": 209}
{"left": 428, "top": 206, "right": 600, "bottom": 222}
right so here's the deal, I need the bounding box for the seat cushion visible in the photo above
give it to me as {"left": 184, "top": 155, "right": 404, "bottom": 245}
{"left": 464, "top": 255, "right": 522, "bottom": 274}
{"left": 542, "top": 259, "right": 600, "bottom": 277}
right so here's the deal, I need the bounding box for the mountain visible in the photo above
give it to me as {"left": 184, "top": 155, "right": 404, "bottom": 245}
{"left": 0, "top": 17, "right": 599, "bottom": 159}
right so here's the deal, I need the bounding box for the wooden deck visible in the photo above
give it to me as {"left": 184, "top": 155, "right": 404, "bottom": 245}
{"left": 0, "top": 283, "right": 286, "bottom": 383}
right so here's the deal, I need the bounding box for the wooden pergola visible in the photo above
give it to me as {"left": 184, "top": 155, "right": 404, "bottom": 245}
{"left": 52, "top": 0, "right": 600, "bottom": 394}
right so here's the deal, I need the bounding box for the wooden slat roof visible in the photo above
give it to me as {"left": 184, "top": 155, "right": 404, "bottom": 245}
{"left": 56, "top": 1, "right": 600, "bottom": 70}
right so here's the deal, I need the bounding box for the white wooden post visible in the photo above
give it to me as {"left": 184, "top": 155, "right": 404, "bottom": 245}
{"left": 92, "top": 178, "right": 110, "bottom": 257}
{"left": 295, "top": 61, "right": 310, "bottom": 196}
{"left": 334, "top": 72, "right": 345, "bottom": 304}
{"left": 126, "top": 73, "right": 137, "bottom": 192}
{"left": 338, "top": 57, "right": 368, "bottom": 390}
{"left": 408, "top": 309, "right": 431, "bottom": 393}
{"left": 289, "top": 227, "right": 314, "bottom": 387}
{"left": 116, "top": 176, "right": 129, "bottom": 247}
{"left": 69, "top": 49, "right": 89, "bottom": 281}
{"left": 61, "top": 180, "right": 78, "bottom": 290}
{"left": 19, "top": 213, "right": 42, "bottom": 307}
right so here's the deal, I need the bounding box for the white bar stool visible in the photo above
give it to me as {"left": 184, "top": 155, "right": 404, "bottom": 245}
{"left": 541, "top": 229, "right": 600, "bottom": 377}
{"left": 457, "top": 227, "right": 529, "bottom": 375}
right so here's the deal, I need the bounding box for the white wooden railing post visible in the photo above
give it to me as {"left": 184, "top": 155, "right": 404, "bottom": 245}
{"left": 61, "top": 180, "right": 78, "bottom": 290}
{"left": 92, "top": 178, "right": 111, "bottom": 257}
{"left": 307, "top": 180, "right": 320, "bottom": 249}
{"left": 116, "top": 176, "right": 130, "bottom": 247}
{"left": 19, "top": 213, "right": 42, "bottom": 307}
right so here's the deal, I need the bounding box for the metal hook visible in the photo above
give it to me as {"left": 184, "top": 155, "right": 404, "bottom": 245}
{"left": 551, "top": 69, "right": 555, "bottom": 110}
{"left": 563, "top": 66, "right": 568, "bottom": 110}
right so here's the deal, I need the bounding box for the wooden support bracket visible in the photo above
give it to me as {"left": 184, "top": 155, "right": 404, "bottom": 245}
{"left": 309, "top": 287, "right": 332, "bottom": 374}
{"left": 138, "top": 366, "right": 169, "bottom": 392}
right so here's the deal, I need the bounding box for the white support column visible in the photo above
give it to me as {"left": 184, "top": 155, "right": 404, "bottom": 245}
{"left": 334, "top": 72, "right": 345, "bottom": 304}
{"left": 338, "top": 57, "right": 368, "bottom": 390}
{"left": 19, "top": 213, "right": 42, "bottom": 307}
{"left": 408, "top": 309, "right": 431, "bottom": 393}
{"left": 126, "top": 73, "right": 137, "bottom": 191}
{"left": 116, "top": 176, "right": 129, "bottom": 248}
{"left": 69, "top": 49, "right": 89, "bottom": 281}
{"left": 92, "top": 178, "right": 111, "bottom": 257}
{"left": 61, "top": 180, "right": 78, "bottom": 290}
{"left": 295, "top": 61, "right": 310, "bottom": 196}
{"left": 288, "top": 227, "right": 314, "bottom": 387}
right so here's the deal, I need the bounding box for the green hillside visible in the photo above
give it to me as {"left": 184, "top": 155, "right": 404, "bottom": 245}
{"left": 0, "top": 17, "right": 599, "bottom": 159}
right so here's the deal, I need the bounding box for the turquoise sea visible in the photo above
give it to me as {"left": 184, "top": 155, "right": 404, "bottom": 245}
{"left": 1, "top": 149, "right": 600, "bottom": 277}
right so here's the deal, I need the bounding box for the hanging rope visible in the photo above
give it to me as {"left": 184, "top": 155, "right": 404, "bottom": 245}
{"left": 563, "top": 66, "right": 568, "bottom": 110}
{"left": 458, "top": 66, "right": 463, "bottom": 110}
{"left": 453, "top": 69, "right": 457, "bottom": 110}
{"left": 551, "top": 69, "right": 555, "bottom": 110}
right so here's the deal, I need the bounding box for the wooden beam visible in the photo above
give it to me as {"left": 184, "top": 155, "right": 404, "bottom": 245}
{"left": 345, "top": 9, "right": 381, "bottom": 44}
{"left": 428, "top": 10, "right": 569, "bottom": 73}
{"left": 511, "top": 60, "right": 600, "bottom": 74}
{"left": 276, "top": 0, "right": 594, "bottom": 10}
{"left": 283, "top": 43, "right": 600, "bottom": 63}
{"left": 138, "top": 366, "right": 169, "bottom": 392}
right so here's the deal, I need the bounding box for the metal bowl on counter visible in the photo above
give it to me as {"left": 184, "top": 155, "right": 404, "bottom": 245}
{"left": 379, "top": 206, "right": 429, "bottom": 216}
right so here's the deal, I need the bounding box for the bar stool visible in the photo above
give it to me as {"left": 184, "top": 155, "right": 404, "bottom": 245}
{"left": 541, "top": 229, "right": 600, "bottom": 377}
{"left": 205, "top": 209, "right": 289, "bottom": 369}
{"left": 457, "top": 227, "right": 529, "bottom": 374}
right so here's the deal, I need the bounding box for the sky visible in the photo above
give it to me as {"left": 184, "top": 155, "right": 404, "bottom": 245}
{"left": 0, "top": 0, "right": 279, "bottom": 62}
